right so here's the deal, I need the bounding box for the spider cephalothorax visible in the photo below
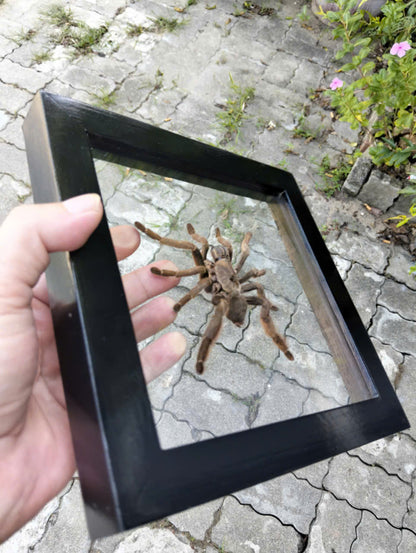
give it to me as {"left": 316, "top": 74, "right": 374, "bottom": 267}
{"left": 135, "top": 221, "right": 294, "bottom": 374}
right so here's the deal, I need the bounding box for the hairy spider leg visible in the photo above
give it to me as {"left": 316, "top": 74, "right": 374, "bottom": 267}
{"left": 215, "top": 228, "right": 233, "bottom": 260}
{"left": 234, "top": 231, "right": 253, "bottom": 274}
{"left": 196, "top": 298, "right": 227, "bottom": 374}
{"left": 187, "top": 223, "right": 209, "bottom": 260}
{"left": 238, "top": 268, "right": 266, "bottom": 284}
{"left": 241, "top": 282, "right": 294, "bottom": 361}
{"left": 134, "top": 221, "right": 205, "bottom": 267}
{"left": 151, "top": 266, "right": 206, "bottom": 277}
{"left": 173, "top": 277, "right": 213, "bottom": 313}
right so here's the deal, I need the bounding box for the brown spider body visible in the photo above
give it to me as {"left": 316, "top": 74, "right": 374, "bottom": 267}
{"left": 134, "top": 221, "right": 294, "bottom": 374}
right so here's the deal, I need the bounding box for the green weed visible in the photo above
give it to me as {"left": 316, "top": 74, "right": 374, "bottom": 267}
{"left": 126, "top": 23, "right": 144, "bottom": 37}
{"left": 315, "top": 154, "right": 351, "bottom": 196}
{"left": 32, "top": 50, "right": 52, "bottom": 64}
{"left": 44, "top": 3, "right": 108, "bottom": 55}
{"left": 14, "top": 28, "right": 36, "bottom": 44}
{"left": 216, "top": 74, "right": 255, "bottom": 143}
{"left": 149, "top": 16, "right": 185, "bottom": 32}
{"left": 91, "top": 88, "right": 117, "bottom": 108}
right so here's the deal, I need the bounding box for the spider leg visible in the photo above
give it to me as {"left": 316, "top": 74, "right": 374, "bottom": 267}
{"left": 245, "top": 295, "right": 278, "bottom": 311}
{"left": 215, "top": 228, "right": 233, "bottom": 260}
{"left": 239, "top": 268, "right": 266, "bottom": 284}
{"left": 151, "top": 266, "right": 206, "bottom": 277}
{"left": 187, "top": 223, "right": 209, "bottom": 260}
{"left": 135, "top": 221, "right": 204, "bottom": 266}
{"left": 234, "top": 232, "right": 252, "bottom": 274}
{"left": 196, "top": 298, "right": 227, "bottom": 374}
{"left": 173, "top": 277, "right": 213, "bottom": 313}
{"left": 243, "top": 282, "right": 294, "bottom": 361}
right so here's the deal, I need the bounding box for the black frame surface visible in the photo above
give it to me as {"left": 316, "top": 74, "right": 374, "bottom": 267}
{"left": 23, "top": 92, "right": 409, "bottom": 540}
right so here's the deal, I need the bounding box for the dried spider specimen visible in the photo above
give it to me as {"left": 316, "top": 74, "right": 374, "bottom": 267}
{"left": 135, "top": 221, "right": 294, "bottom": 374}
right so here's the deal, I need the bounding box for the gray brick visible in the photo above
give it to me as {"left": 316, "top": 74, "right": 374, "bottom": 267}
{"left": 235, "top": 474, "right": 322, "bottom": 534}
{"left": 211, "top": 496, "right": 302, "bottom": 553}
{"left": 370, "top": 305, "right": 416, "bottom": 357}
{"left": 352, "top": 511, "right": 401, "bottom": 553}
{"left": 324, "top": 454, "right": 411, "bottom": 527}
{"left": 305, "top": 492, "right": 360, "bottom": 553}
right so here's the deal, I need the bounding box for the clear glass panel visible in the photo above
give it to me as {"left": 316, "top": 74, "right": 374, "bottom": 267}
{"left": 95, "top": 159, "right": 377, "bottom": 450}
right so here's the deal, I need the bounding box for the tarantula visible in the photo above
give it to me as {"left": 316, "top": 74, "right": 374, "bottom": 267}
{"left": 134, "top": 221, "right": 294, "bottom": 374}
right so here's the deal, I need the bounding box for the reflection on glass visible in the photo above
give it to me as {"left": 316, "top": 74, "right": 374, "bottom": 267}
{"left": 95, "top": 160, "right": 377, "bottom": 450}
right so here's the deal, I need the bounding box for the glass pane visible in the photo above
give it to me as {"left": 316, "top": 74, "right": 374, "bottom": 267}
{"left": 95, "top": 159, "right": 377, "bottom": 450}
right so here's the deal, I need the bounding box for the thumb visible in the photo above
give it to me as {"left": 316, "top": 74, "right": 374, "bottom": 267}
{"left": 0, "top": 194, "right": 103, "bottom": 308}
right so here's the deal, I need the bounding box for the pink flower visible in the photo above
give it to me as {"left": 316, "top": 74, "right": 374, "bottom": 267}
{"left": 329, "top": 78, "right": 343, "bottom": 90}
{"left": 390, "top": 41, "right": 411, "bottom": 58}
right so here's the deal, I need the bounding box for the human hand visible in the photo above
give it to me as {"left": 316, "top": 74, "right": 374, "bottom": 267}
{"left": 0, "top": 194, "right": 185, "bottom": 541}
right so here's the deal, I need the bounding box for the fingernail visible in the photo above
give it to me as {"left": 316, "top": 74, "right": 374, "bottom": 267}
{"left": 63, "top": 194, "right": 102, "bottom": 214}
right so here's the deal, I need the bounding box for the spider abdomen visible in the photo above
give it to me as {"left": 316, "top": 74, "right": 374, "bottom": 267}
{"left": 227, "top": 293, "right": 247, "bottom": 327}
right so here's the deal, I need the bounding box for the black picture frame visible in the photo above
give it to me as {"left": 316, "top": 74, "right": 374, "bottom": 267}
{"left": 23, "top": 91, "right": 409, "bottom": 540}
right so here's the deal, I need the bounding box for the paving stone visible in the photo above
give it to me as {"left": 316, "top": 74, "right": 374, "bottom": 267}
{"left": 378, "top": 277, "right": 416, "bottom": 322}
{"left": 371, "top": 336, "right": 404, "bottom": 387}
{"left": 262, "top": 51, "right": 299, "bottom": 88}
{"left": 386, "top": 249, "right": 416, "bottom": 291}
{"left": 397, "top": 355, "right": 416, "bottom": 441}
{"left": 402, "top": 471, "right": 416, "bottom": 533}
{"left": 328, "top": 230, "right": 389, "bottom": 273}
{"left": 284, "top": 22, "right": 331, "bottom": 65}
{"left": 164, "top": 372, "right": 249, "bottom": 438}
{"left": 343, "top": 156, "right": 373, "bottom": 196}
{"left": 352, "top": 510, "right": 401, "bottom": 553}
{"left": 185, "top": 346, "right": 269, "bottom": 401}
{"left": 275, "top": 341, "right": 349, "bottom": 406}
{"left": 370, "top": 305, "right": 416, "bottom": 357}
{"left": 118, "top": 171, "right": 192, "bottom": 217}
{"left": 168, "top": 498, "right": 222, "bottom": 541}
{"left": 211, "top": 496, "right": 301, "bottom": 553}
{"left": 113, "top": 526, "right": 193, "bottom": 553}
{"left": 0, "top": 58, "right": 51, "bottom": 93}
{"left": 253, "top": 371, "right": 308, "bottom": 427}
{"left": 332, "top": 254, "right": 352, "bottom": 279}
{"left": 32, "top": 480, "right": 90, "bottom": 553}
{"left": 358, "top": 169, "right": 402, "bottom": 211}
{"left": 350, "top": 433, "right": 416, "bottom": 483}
{"left": 399, "top": 529, "right": 416, "bottom": 553}
{"left": 156, "top": 411, "right": 203, "bottom": 449}
{"left": 345, "top": 262, "right": 384, "bottom": 327}
{"left": 59, "top": 65, "right": 116, "bottom": 96}
{"left": 324, "top": 454, "right": 411, "bottom": 527}
{"left": 288, "top": 302, "right": 330, "bottom": 352}
{"left": 302, "top": 388, "right": 342, "bottom": 414}
{"left": 0, "top": 141, "right": 29, "bottom": 182}
{"left": 0, "top": 114, "right": 25, "bottom": 149}
{"left": 0, "top": 174, "right": 31, "bottom": 224}
{"left": 0, "top": 108, "right": 10, "bottom": 131}
{"left": 294, "top": 459, "right": 330, "bottom": 489}
{"left": 305, "top": 492, "right": 360, "bottom": 553}
{"left": 235, "top": 474, "right": 322, "bottom": 534}
{"left": 0, "top": 81, "right": 32, "bottom": 113}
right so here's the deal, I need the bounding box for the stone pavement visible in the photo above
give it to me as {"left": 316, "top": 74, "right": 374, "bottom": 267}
{"left": 0, "top": 0, "right": 415, "bottom": 551}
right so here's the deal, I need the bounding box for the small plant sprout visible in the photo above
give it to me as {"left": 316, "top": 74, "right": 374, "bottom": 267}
{"left": 216, "top": 74, "right": 255, "bottom": 143}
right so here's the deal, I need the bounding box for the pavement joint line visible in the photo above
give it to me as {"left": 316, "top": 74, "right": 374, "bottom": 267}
{"left": 320, "top": 483, "right": 412, "bottom": 533}
{"left": 346, "top": 450, "right": 413, "bottom": 487}
{"left": 375, "top": 300, "right": 416, "bottom": 325}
